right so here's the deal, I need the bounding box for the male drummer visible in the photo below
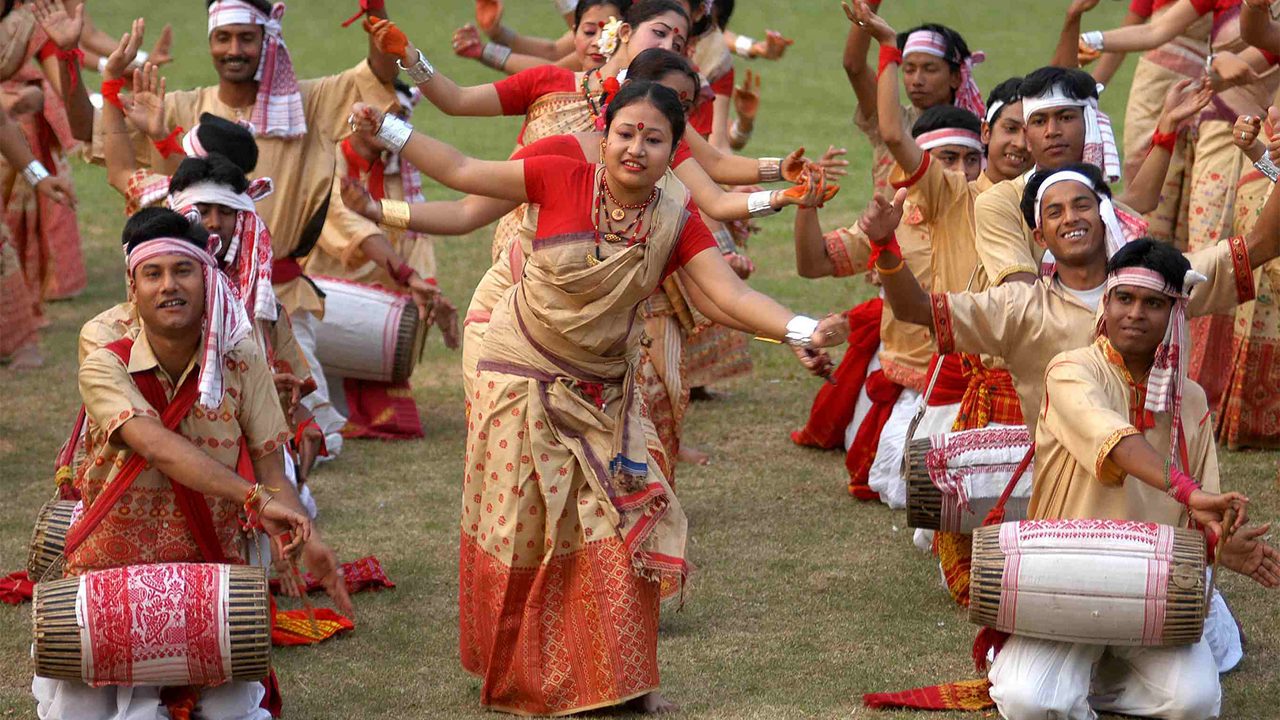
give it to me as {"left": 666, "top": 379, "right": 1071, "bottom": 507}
{"left": 35, "top": 209, "right": 351, "bottom": 719}
{"left": 986, "top": 239, "right": 1280, "bottom": 720}
{"left": 94, "top": 0, "right": 407, "bottom": 460}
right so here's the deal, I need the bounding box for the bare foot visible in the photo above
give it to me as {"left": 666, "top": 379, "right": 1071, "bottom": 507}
{"left": 678, "top": 445, "right": 710, "bottom": 466}
{"left": 631, "top": 691, "right": 679, "bottom": 714}
{"left": 6, "top": 343, "right": 42, "bottom": 370}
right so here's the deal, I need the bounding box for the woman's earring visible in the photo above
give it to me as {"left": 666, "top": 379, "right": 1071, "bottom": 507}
{"left": 600, "top": 138, "right": 607, "bottom": 160}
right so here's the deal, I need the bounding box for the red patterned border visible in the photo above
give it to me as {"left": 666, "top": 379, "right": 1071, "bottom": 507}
{"left": 891, "top": 151, "right": 931, "bottom": 190}
{"left": 824, "top": 229, "right": 858, "bottom": 278}
{"left": 1227, "top": 235, "right": 1255, "bottom": 304}
{"left": 931, "top": 293, "right": 955, "bottom": 355}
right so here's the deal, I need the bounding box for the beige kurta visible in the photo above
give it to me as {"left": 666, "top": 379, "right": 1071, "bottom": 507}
{"left": 94, "top": 61, "right": 398, "bottom": 316}
{"left": 302, "top": 142, "right": 437, "bottom": 286}
{"left": 933, "top": 238, "right": 1252, "bottom": 433}
{"left": 1032, "top": 338, "right": 1218, "bottom": 526}
{"left": 72, "top": 330, "right": 290, "bottom": 575}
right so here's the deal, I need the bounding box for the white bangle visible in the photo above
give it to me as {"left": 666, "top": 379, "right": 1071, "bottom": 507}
{"left": 398, "top": 48, "right": 435, "bottom": 84}
{"left": 553, "top": 0, "right": 578, "bottom": 14}
{"left": 734, "top": 34, "right": 755, "bottom": 58}
{"left": 730, "top": 119, "right": 753, "bottom": 146}
{"left": 1080, "top": 31, "right": 1104, "bottom": 52}
{"left": 96, "top": 55, "right": 108, "bottom": 74}
{"left": 21, "top": 160, "right": 49, "bottom": 187}
{"left": 784, "top": 315, "right": 820, "bottom": 347}
{"left": 375, "top": 114, "right": 414, "bottom": 152}
{"left": 481, "top": 43, "right": 513, "bottom": 70}
{"left": 135, "top": 50, "right": 149, "bottom": 65}
{"left": 1255, "top": 155, "right": 1280, "bottom": 182}
{"left": 747, "top": 190, "right": 778, "bottom": 218}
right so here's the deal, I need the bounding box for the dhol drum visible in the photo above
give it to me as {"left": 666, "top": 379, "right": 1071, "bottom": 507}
{"left": 28, "top": 499, "right": 77, "bottom": 580}
{"left": 905, "top": 426, "right": 1033, "bottom": 533}
{"left": 970, "top": 519, "right": 1207, "bottom": 646}
{"left": 33, "top": 563, "right": 271, "bottom": 685}
{"left": 312, "top": 276, "right": 425, "bottom": 384}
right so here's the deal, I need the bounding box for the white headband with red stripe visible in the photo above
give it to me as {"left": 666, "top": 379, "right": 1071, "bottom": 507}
{"left": 902, "top": 29, "right": 986, "bottom": 118}
{"left": 916, "top": 127, "right": 983, "bottom": 152}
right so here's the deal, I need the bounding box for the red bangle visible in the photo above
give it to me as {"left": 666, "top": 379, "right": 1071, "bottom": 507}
{"left": 391, "top": 261, "right": 415, "bottom": 286}
{"left": 1150, "top": 128, "right": 1177, "bottom": 154}
{"left": 341, "top": 0, "right": 386, "bottom": 27}
{"left": 877, "top": 46, "right": 903, "bottom": 80}
{"left": 39, "top": 42, "right": 84, "bottom": 90}
{"left": 1167, "top": 467, "right": 1199, "bottom": 507}
{"left": 153, "top": 126, "right": 185, "bottom": 159}
{"left": 101, "top": 77, "right": 126, "bottom": 110}
{"left": 867, "top": 232, "right": 902, "bottom": 269}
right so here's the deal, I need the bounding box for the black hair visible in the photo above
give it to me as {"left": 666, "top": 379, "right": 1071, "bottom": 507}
{"left": 121, "top": 207, "right": 210, "bottom": 254}
{"left": 205, "top": 0, "right": 271, "bottom": 12}
{"left": 1020, "top": 162, "right": 1110, "bottom": 230}
{"left": 985, "top": 76, "right": 1023, "bottom": 125}
{"left": 895, "top": 23, "right": 971, "bottom": 69}
{"left": 169, "top": 153, "right": 251, "bottom": 196}
{"left": 626, "top": 48, "right": 699, "bottom": 98}
{"left": 191, "top": 113, "right": 258, "bottom": 174}
{"left": 576, "top": 0, "right": 632, "bottom": 28}
{"left": 1106, "top": 238, "right": 1191, "bottom": 294}
{"left": 626, "top": 0, "right": 691, "bottom": 35}
{"left": 711, "top": 0, "right": 735, "bottom": 29}
{"left": 911, "top": 105, "right": 981, "bottom": 138}
{"left": 1018, "top": 66, "right": 1097, "bottom": 105}
{"left": 604, "top": 80, "right": 686, "bottom": 144}
{"left": 393, "top": 78, "right": 413, "bottom": 97}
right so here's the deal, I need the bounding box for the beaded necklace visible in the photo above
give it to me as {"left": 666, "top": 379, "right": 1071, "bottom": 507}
{"left": 591, "top": 166, "right": 657, "bottom": 261}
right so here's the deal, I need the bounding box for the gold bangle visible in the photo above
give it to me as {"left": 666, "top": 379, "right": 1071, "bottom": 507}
{"left": 875, "top": 258, "right": 906, "bottom": 276}
{"left": 380, "top": 199, "right": 411, "bottom": 230}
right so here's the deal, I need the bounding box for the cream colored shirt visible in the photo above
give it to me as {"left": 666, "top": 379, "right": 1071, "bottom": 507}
{"left": 1031, "top": 338, "right": 1218, "bottom": 526}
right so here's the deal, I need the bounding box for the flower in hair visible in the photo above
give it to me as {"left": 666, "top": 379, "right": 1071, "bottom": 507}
{"left": 597, "top": 16, "right": 623, "bottom": 57}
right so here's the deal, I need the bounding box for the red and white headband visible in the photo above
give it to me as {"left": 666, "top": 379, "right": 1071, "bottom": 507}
{"left": 916, "top": 127, "right": 983, "bottom": 152}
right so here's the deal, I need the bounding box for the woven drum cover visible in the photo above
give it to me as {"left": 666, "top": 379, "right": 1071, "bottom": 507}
{"left": 33, "top": 563, "right": 270, "bottom": 686}
{"left": 970, "top": 520, "right": 1206, "bottom": 646}
{"left": 905, "top": 426, "right": 1033, "bottom": 532}
{"left": 311, "top": 276, "right": 422, "bottom": 383}
{"left": 27, "top": 499, "right": 77, "bottom": 579}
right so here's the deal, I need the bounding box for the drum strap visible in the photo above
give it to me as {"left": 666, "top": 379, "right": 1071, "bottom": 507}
{"left": 980, "top": 444, "right": 1036, "bottom": 527}
{"left": 63, "top": 337, "right": 227, "bottom": 563}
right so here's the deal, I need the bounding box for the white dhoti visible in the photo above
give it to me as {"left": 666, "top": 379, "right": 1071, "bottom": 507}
{"left": 33, "top": 677, "right": 269, "bottom": 720}
{"left": 289, "top": 308, "right": 345, "bottom": 461}
{"left": 865, "top": 388, "right": 922, "bottom": 509}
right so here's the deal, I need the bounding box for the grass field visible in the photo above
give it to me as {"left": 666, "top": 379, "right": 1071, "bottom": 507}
{"left": 1, "top": 1, "right": 1277, "bottom": 718}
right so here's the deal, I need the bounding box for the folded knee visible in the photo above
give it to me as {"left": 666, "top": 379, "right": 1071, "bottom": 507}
{"left": 990, "top": 681, "right": 1083, "bottom": 719}
{"left": 1161, "top": 679, "right": 1220, "bottom": 720}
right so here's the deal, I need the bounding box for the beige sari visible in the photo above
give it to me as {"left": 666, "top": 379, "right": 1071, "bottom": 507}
{"left": 460, "top": 169, "right": 690, "bottom": 716}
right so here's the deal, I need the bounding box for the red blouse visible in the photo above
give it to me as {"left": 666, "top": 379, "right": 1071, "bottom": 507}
{"left": 520, "top": 155, "right": 715, "bottom": 280}
{"left": 494, "top": 65, "right": 578, "bottom": 115}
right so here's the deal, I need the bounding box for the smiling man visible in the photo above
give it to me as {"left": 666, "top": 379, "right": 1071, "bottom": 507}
{"left": 95, "top": 0, "right": 402, "bottom": 460}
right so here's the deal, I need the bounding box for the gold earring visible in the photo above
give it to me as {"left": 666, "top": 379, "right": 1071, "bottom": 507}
{"left": 600, "top": 138, "right": 607, "bottom": 161}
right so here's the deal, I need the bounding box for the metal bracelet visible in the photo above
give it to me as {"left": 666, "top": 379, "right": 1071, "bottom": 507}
{"left": 734, "top": 34, "right": 755, "bottom": 58}
{"left": 758, "top": 157, "right": 782, "bottom": 183}
{"left": 481, "top": 43, "right": 513, "bottom": 71}
{"left": 747, "top": 190, "right": 778, "bottom": 218}
{"left": 784, "top": 315, "right": 820, "bottom": 347}
{"left": 375, "top": 114, "right": 414, "bottom": 153}
{"left": 398, "top": 48, "right": 435, "bottom": 84}
{"left": 729, "top": 119, "right": 753, "bottom": 147}
{"left": 21, "top": 160, "right": 49, "bottom": 188}
{"left": 711, "top": 228, "right": 737, "bottom": 254}
{"left": 1255, "top": 155, "right": 1280, "bottom": 183}
{"left": 380, "top": 198, "right": 412, "bottom": 229}
{"left": 1080, "top": 31, "right": 1104, "bottom": 53}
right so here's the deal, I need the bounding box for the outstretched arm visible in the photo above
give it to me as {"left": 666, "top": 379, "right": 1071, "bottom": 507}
{"left": 854, "top": 2, "right": 923, "bottom": 179}
{"left": 366, "top": 18, "right": 504, "bottom": 116}
{"left": 840, "top": 1, "right": 880, "bottom": 123}
{"left": 675, "top": 157, "right": 833, "bottom": 223}
{"left": 1052, "top": 0, "right": 1095, "bottom": 68}
{"left": 340, "top": 178, "right": 519, "bottom": 234}
{"left": 1090, "top": 9, "right": 1146, "bottom": 85}
{"left": 1081, "top": 0, "right": 1200, "bottom": 54}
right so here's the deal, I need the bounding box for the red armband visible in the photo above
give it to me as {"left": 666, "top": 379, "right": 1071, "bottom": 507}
{"left": 39, "top": 42, "right": 84, "bottom": 90}
{"left": 153, "top": 126, "right": 186, "bottom": 159}
{"left": 341, "top": 0, "right": 386, "bottom": 27}
{"left": 1167, "top": 467, "right": 1199, "bottom": 507}
{"left": 391, "top": 260, "right": 415, "bottom": 286}
{"left": 877, "top": 46, "right": 903, "bottom": 80}
{"left": 866, "top": 232, "right": 902, "bottom": 270}
{"left": 1149, "top": 128, "right": 1177, "bottom": 154}
{"left": 101, "top": 77, "right": 126, "bottom": 110}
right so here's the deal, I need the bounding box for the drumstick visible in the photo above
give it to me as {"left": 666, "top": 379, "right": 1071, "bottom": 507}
{"left": 1204, "top": 506, "right": 1237, "bottom": 609}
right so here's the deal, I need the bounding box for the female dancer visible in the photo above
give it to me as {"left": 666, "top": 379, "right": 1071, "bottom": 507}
{"left": 349, "top": 81, "right": 847, "bottom": 715}
{"left": 452, "top": 0, "right": 629, "bottom": 75}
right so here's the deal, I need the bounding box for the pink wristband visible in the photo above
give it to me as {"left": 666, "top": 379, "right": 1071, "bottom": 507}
{"left": 1167, "top": 467, "right": 1199, "bottom": 507}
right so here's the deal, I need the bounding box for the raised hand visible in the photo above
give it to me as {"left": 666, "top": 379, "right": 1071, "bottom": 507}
{"left": 340, "top": 177, "right": 382, "bottom": 221}
{"left": 30, "top": 0, "right": 84, "bottom": 51}
{"left": 752, "top": 30, "right": 794, "bottom": 60}
{"left": 858, "top": 187, "right": 908, "bottom": 243}
{"left": 475, "top": 0, "right": 504, "bottom": 36}
{"left": 363, "top": 17, "right": 411, "bottom": 61}
{"left": 1076, "top": 38, "right": 1101, "bottom": 67}
{"left": 1161, "top": 77, "right": 1212, "bottom": 128}
{"left": 843, "top": 0, "right": 895, "bottom": 44}
{"left": 733, "top": 68, "right": 760, "bottom": 121}
{"left": 148, "top": 24, "right": 174, "bottom": 67}
{"left": 103, "top": 18, "right": 145, "bottom": 81}
{"left": 780, "top": 146, "right": 808, "bottom": 183}
{"left": 816, "top": 144, "right": 850, "bottom": 178}
{"left": 453, "top": 24, "right": 484, "bottom": 60}
{"left": 122, "top": 63, "right": 168, "bottom": 140}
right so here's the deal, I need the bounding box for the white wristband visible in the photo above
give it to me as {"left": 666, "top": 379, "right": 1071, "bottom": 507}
{"left": 136, "top": 50, "right": 149, "bottom": 65}
{"left": 734, "top": 34, "right": 755, "bottom": 58}
{"left": 747, "top": 190, "right": 778, "bottom": 218}
{"left": 554, "top": 0, "right": 578, "bottom": 14}
{"left": 1255, "top": 155, "right": 1280, "bottom": 182}
{"left": 730, "top": 119, "right": 753, "bottom": 146}
{"left": 784, "top": 315, "right": 819, "bottom": 347}
{"left": 375, "top": 114, "right": 414, "bottom": 152}
{"left": 96, "top": 55, "right": 108, "bottom": 74}
{"left": 1080, "top": 31, "right": 1104, "bottom": 52}
{"left": 22, "top": 160, "right": 49, "bottom": 187}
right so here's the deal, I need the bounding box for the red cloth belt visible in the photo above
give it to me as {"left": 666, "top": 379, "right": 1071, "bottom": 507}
{"left": 272, "top": 257, "right": 303, "bottom": 285}
{"left": 923, "top": 353, "right": 967, "bottom": 407}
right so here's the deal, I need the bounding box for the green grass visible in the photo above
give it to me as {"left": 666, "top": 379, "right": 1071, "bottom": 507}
{"left": 1, "top": 1, "right": 1277, "bottom": 718}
